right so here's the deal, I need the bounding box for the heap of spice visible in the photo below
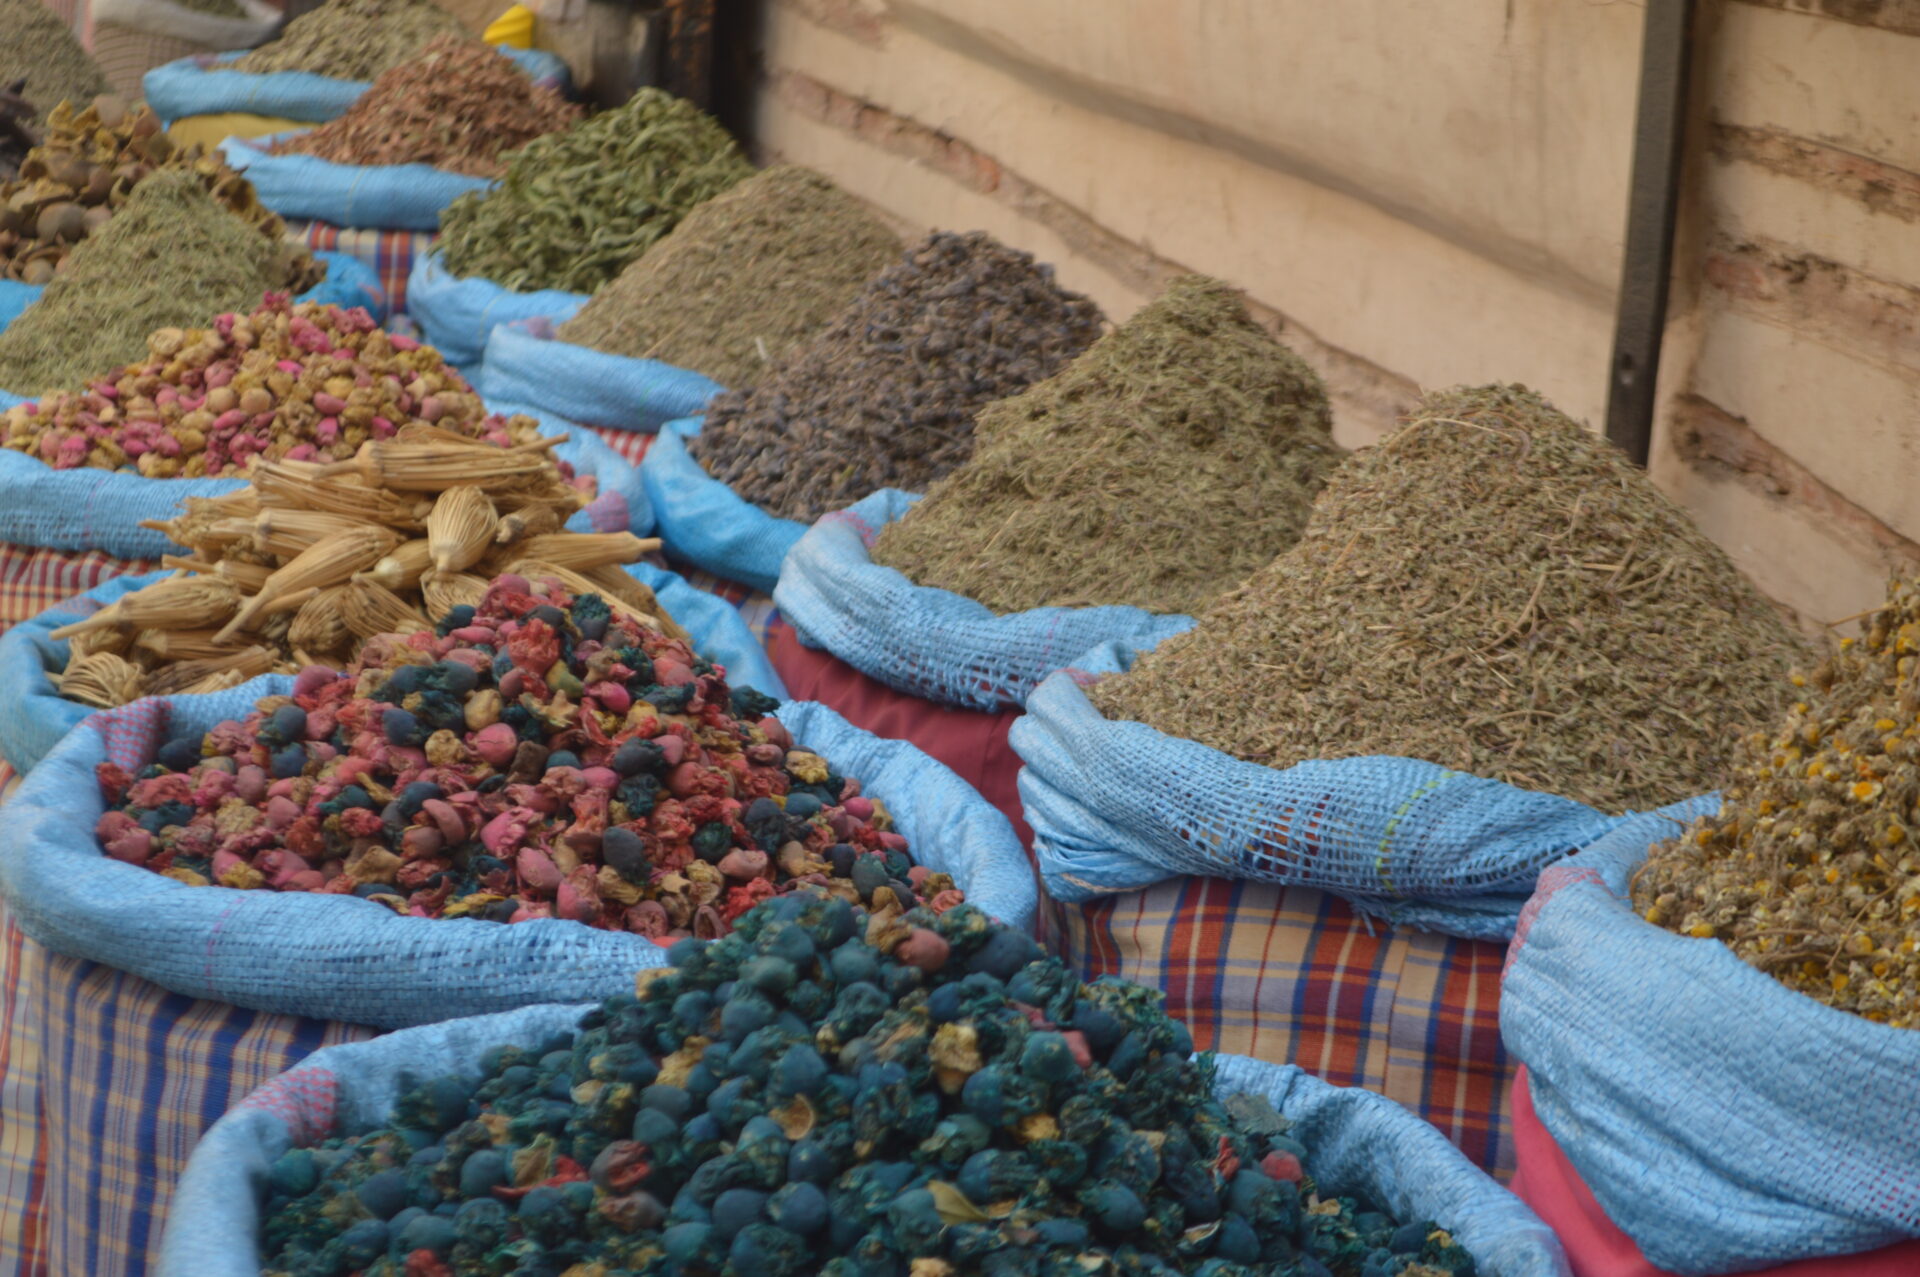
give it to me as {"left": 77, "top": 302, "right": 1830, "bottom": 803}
{"left": 0, "top": 96, "right": 309, "bottom": 285}
{"left": 555, "top": 166, "right": 901, "bottom": 391}
{"left": 92, "top": 575, "right": 970, "bottom": 944}
{"left": 0, "top": 79, "right": 34, "bottom": 182}
{"left": 256, "top": 895, "right": 1477, "bottom": 1277}
{"left": 437, "top": 88, "right": 752, "bottom": 295}
{"left": 692, "top": 232, "right": 1105, "bottom": 523}
{"left": 0, "top": 0, "right": 110, "bottom": 125}
{"left": 270, "top": 36, "right": 580, "bottom": 179}
{"left": 1633, "top": 577, "right": 1920, "bottom": 1027}
{"left": 1091, "top": 384, "right": 1819, "bottom": 813}
{"left": 872, "top": 275, "right": 1339, "bottom": 616}
{"left": 231, "top": 0, "right": 473, "bottom": 81}
{"left": 0, "top": 171, "right": 321, "bottom": 395}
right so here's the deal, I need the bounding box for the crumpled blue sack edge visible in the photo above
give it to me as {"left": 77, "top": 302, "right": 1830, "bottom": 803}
{"left": 476, "top": 319, "right": 725, "bottom": 436}
{"left": 407, "top": 251, "right": 589, "bottom": 370}
{"left": 639, "top": 419, "right": 805, "bottom": 595}
{"left": 222, "top": 133, "right": 495, "bottom": 232}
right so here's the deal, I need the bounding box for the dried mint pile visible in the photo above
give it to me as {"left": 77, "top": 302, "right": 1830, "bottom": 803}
{"left": 95, "top": 574, "right": 968, "bottom": 942}
{"left": 1092, "top": 384, "right": 1818, "bottom": 813}
{"left": 0, "top": 0, "right": 109, "bottom": 125}
{"left": 692, "top": 231, "right": 1105, "bottom": 523}
{"left": 272, "top": 37, "right": 579, "bottom": 179}
{"left": 0, "top": 170, "right": 320, "bottom": 395}
{"left": 1633, "top": 576, "right": 1920, "bottom": 1027}
{"left": 873, "top": 275, "right": 1339, "bottom": 616}
{"left": 437, "top": 89, "right": 752, "bottom": 295}
{"left": 256, "top": 893, "right": 1477, "bottom": 1277}
{"left": 232, "top": 0, "right": 474, "bottom": 81}
{"left": 556, "top": 165, "right": 901, "bottom": 391}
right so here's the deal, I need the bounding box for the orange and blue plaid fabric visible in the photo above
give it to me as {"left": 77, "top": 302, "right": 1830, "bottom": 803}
{"left": 292, "top": 221, "right": 439, "bottom": 317}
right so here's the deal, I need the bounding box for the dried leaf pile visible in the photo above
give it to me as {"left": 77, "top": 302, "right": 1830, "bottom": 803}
{"left": 0, "top": 0, "right": 110, "bottom": 125}
{"left": 1634, "top": 577, "right": 1920, "bottom": 1027}
{"left": 231, "top": 0, "right": 473, "bottom": 81}
{"left": 437, "top": 88, "right": 752, "bottom": 295}
{"left": 1091, "top": 384, "right": 1819, "bottom": 813}
{"left": 556, "top": 165, "right": 901, "bottom": 390}
{"left": 692, "top": 231, "right": 1105, "bottom": 523}
{"left": 0, "top": 170, "right": 321, "bottom": 395}
{"left": 271, "top": 36, "right": 579, "bottom": 179}
{"left": 872, "top": 275, "right": 1340, "bottom": 615}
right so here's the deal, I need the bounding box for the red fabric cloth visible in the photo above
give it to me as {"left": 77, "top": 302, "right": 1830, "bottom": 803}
{"left": 1509, "top": 1067, "right": 1920, "bottom": 1277}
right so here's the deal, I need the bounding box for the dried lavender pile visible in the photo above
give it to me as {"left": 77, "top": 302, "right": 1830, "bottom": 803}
{"left": 232, "top": 0, "right": 473, "bottom": 80}
{"left": 872, "top": 275, "right": 1339, "bottom": 616}
{"left": 272, "top": 37, "right": 579, "bottom": 179}
{"left": 1634, "top": 577, "right": 1920, "bottom": 1027}
{"left": 692, "top": 231, "right": 1105, "bottom": 523}
{"left": 1092, "top": 384, "right": 1818, "bottom": 813}
{"left": 556, "top": 166, "right": 900, "bottom": 390}
{"left": 0, "top": 0, "right": 109, "bottom": 123}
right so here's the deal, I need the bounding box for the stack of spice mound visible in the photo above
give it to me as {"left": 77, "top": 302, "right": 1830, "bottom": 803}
{"left": 231, "top": 0, "right": 474, "bottom": 80}
{"left": 91, "top": 574, "right": 966, "bottom": 943}
{"left": 0, "top": 0, "right": 110, "bottom": 127}
{"left": 231, "top": 895, "right": 1497, "bottom": 1277}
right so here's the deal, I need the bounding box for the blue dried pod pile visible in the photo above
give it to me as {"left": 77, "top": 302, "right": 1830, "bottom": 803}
{"left": 258, "top": 894, "right": 1477, "bottom": 1277}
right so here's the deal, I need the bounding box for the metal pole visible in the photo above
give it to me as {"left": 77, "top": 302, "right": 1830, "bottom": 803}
{"left": 1603, "top": 0, "right": 1697, "bottom": 466}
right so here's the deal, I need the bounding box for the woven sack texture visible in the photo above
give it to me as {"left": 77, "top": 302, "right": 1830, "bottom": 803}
{"left": 406, "top": 250, "right": 586, "bottom": 370}
{"left": 775, "top": 488, "right": 1197, "bottom": 711}
{"left": 142, "top": 45, "right": 568, "bottom": 126}
{"left": 222, "top": 133, "right": 493, "bottom": 232}
{"left": 0, "top": 693, "right": 1031, "bottom": 1026}
{"left": 1500, "top": 805, "right": 1920, "bottom": 1274}
{"left": 290, "top": 221, "right": 435, "bottom": 314}
{"left": 90, "top": 0, "right": 277, "bottom": 64}
{"left": 640, "top": 419, "right": 805, "bottom": 595}
{"left": 1012, "top": 642, "right": 1710, "bottom": 941}
{"left": 157, "top": 1014, "right": 1565, "bottom": 1277}
{"left": 477, "top": 318, "right": 724, "bottom": 434}
{"left": 0, "top": 281, "right": 38, "bottom": 336}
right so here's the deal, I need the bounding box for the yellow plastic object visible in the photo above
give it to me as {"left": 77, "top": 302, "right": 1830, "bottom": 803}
{"left": 483, "top": 5, "right": 535, "bottom": 49}
{"left": 167, "top": 113, "right": 309, "bottom": 150}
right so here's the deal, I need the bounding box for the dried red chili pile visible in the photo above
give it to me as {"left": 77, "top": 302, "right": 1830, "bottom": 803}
{"left": 94, "top": 573, "right": 962, "bottom": 942}
{"left": 271, "top": 37, "right": 580, "bottom": 179}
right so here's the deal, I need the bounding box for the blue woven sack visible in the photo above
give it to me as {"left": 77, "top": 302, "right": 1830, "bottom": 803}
{"left": 143, "top": 46, "right": 570, "bottom": 126}
{"left": 1501, "top": 808, "right": 1920, "bottom": 1274}
{"left": 775, "top": 489, "right": 1197, "bottom": 711}
{"left": 1011, "top": 642, "right": 1710, "bottom": 941}
{"left": 477, "top": 319, "right": 723, "bottom": 434}
{"left": 222, "top": 134, "right": 493, "bottom": 232}
{"left": 0, "top": 559, "right": 786, "bottom": 777}
{"left": 407, "top": 252, "right": 587, "bottom": 370}
{"left": 640, "top": 419, "right": 805, "bottom": 594}
{"left": 0, "top": 280, "right": 37, "bottom": 335}
{"left": 157, "top": 1024, "right": 1565, "bottom": 1277}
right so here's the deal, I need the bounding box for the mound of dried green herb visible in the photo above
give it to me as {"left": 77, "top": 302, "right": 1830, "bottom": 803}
{"left": 231, "top": 0, "right": 472, "bottom": 81}
{"left": 556, "top": 165, "right": 900, "bottom": 390}
{"left": 437, "top": 88, "right": 751, "bottom": 295}
{"left": 0, "top": 169, "right": 315, "bottom": 395}
{"left": 871, "top": 276, "right": 1338, "bottom": 615}
{"left": 0, "top": 0, "right": 110, "bottom": 123}
{"left": 1633, "top": 577, "right": 1920, "bottom": 1026}
{"left": 692, "top": 231, "right": 1105, "bottom": 523}
{"left": 1091, "top": 384, "right": 1818, "bottom": 813}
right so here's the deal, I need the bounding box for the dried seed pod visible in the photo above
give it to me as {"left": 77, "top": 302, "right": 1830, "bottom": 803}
{"left": 288, "top": 585, "right": 352, "bottom": 654}
{"left": 508, "top": 532, "right": 658, "bottom": 572}
{"left": 142, "top": 646, "right": 277, "bottom": 696}
{"left": 425, "top": 486, "right": 497, "bottom": 573}
{"left": 354, "top": 539, "right": 432, "bottom": 592}
{"left": 132, "top": 628, "right": 248, "bottom": 662}
{"left": 493, "top": 500, "right": 561, "bottom": 547}
{"left": 219, "top": 525, "right": 402, "bottom": 640}
{"left": 420, "top": 570, "right": 489, "bottom": 618}
{"left": 50, "top": 575, "right": 240, "bottom": 640}
{"left": 324, "top": 440, "right": 554, "bottom": 494}
{"left": 339, "top": 580, "right": 431, "bottom": 641}
{"left": 251, "top": 461, "right": 430, "bottom": 529}
{"left": 53, "top": 650, "right": 144, "bottom": 708}
{"left": 252, "top": 507, "right": 368, "bottom": 558}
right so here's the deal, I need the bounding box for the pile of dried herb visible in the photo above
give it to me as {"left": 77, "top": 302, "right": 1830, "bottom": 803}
{"left": 692, "top": 231, "right": 1105, "bottom": 523}
{"left": 272, "top": 36, "right": 579, "bottom": 179}
{"left": 1091, "top": 384, "right": 1818, "bottom": 813}
{"left": 231, "top": 0, "right": 473, "bottom": 81}
{"left": 0, "top": 0, "right": 109, "bottom": 123}
{"left": 0, "top": 170, "right": 318, "bottom": 395}
{"left": 872, "top": 275, "right": 1338, "bottom": 615}
{"left": 556, "top": 165, "right": 900, "bottom": 390}
{"left": 437, "top": 89, "right": 751, "bottom": 294}
{"left": 1634, "top": 577, "right": 1920, "bottom": 1027}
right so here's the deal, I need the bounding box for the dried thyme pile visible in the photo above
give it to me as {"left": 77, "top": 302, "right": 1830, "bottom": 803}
{"left": 0, "top": 170, "right": 314, "bottom": 395}
{"left": 1091, "top": 384, "right": 1818, "bottom": 813}
{"left": 692, "top": 231, "right": 1104, "bottom": 523}
{"left": 1634, "top": 577, "right": 1920, "bottom": 1027}
{"left": 231, "top": 0, "right": 473, "bottom": 80}
{"left": 0, "top": 0, "right": 109, "bottom": 123}
{"left": 437, "top": 89, "right": 751, "bottom": 295}
{"left": 556, "top": 165, "right": 900, "bottom": 390}
{"left": 871, "top": 275, "right": 1338, "bottom": 615}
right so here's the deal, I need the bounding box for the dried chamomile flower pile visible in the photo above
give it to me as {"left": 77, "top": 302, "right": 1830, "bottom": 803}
{"left": 94, "top": 575, "right": 968, "bottom": 941}
{"left": 232, "top": 0, "right": 475, "bottom": 81}
{"left": 256, "top": 894, "right": 1475, "bottom": 1277}
{"left": 1634, "top": 577, "right": 1920, "bottom": 1027}
{"left": 1092, "top": 384, "right": 1818, "bottom": 813}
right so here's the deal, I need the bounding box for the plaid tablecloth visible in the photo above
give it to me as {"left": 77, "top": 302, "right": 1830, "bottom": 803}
{"left": 290, "top": 221, "right": 438, "bottom": 317}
